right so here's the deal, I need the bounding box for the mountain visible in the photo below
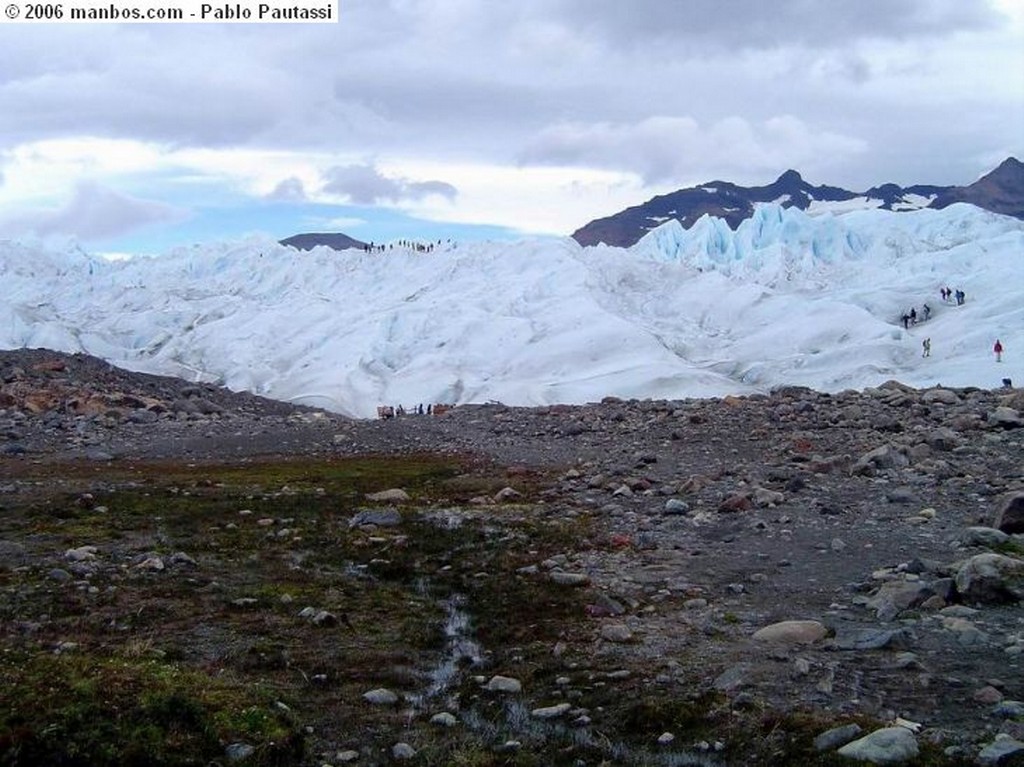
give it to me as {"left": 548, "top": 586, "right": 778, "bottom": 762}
{"left": 2, "top": 203, "right": 1022, "bottom": 418}
{"left": 280, "top": 232, "right": 368, "bottom": 251}
{"left": 572, "top": 157, "right": 1024, "bottom": 248}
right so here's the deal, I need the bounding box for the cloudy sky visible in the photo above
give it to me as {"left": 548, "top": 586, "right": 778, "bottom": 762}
{"left": 1, "top": 0, "right": 1022, "bottom": 255}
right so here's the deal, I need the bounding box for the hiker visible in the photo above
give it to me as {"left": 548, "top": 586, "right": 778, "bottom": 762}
{"left": 922, "top": 304, "right": 931, "bottom": 321}
{"left": 922, "top": 338, "right": 931, "bottom": 357}
{"left": 994, "top": 339, "right": 1004, "bottom": 362}
{"left": 956, "top": 290, "right": 965, "bottom": 306}
{"left": 909, "top": 308, "right": 917, "bottom": 325}
{"left": 901, "top": 313, "right": 910, "bottom": 329}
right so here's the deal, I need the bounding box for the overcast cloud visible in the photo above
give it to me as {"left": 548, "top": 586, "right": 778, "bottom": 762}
{"left": 0, "top": 0, "right": 1021, "bottom": 249}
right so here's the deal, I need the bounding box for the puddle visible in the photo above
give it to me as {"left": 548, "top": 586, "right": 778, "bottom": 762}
{"left": 409, "top": 591, "right": 484, "bottom": 711}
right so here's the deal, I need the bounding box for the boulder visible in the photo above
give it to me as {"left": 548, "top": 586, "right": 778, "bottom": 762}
{"left": 994, "top": 492, "right": 1024, "bottom": 535}
{"left": 836, "top": 726, "right": 918, "bottom": 763}
{"left": 752, "top": 620, "right": 828, "bottom": 644}
{"left": 955, "top": 553, "right": 1024, "bottom": 604}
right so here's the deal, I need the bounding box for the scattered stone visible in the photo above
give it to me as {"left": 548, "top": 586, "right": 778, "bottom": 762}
{"left": 977, "top": 736, "right": 1024, "bottom": 766}
{"left": 955, "top": 553, "right": 1024, "bottom": 604}
{"left": 814, "top": 723, "right": 863, "bottom": 752}
{"left": 836, "top": 726, "right": 918, "bottom": 763}
{"left": 664, "top": 498, "right": 690, "bottom": 515}
{"left": 225, "top": 743, "right": 255, "bottom": 762}
{"left": 349, "top": 508, "right": 402, "bottom": 528}
{"left": 365, "top": 488, "right": 410, "bottom": 502}
{"left": 391, "top": 743, "right": 416, "bottom": 759}
{"left": 752, "top": 620, "right": 828, "bottom": 645}
{"left": 362, "top": 688, "right": 398, "bottom": 705}
{"left": 600, "top": 623, "right": 633, "bottom": 643}
{"left": 430, "top": 712, "right": 458, "bottom": 727}
{"left": 485, "top": 675, "right": 522, "bottom": 694}
{"left": 531, "top": 702, "right": 572, "bottom": 719}
{"left": 550, "top": 571, "right": 590, "bottom": 586}
{"left": 993, "top": 492, "right": 1024, "bottom": 535}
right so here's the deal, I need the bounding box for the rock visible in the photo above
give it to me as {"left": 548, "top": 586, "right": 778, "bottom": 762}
{"left": 531, "top": 702, "right": 572, "bottom": 719}
{"left": 868, "top": 580, "right": 935, "bottom": 621}
{"left": 977, "top": 737, "right": 1024, "bottom": 766}
{"left": 831, "top": 627, "right": 912, "bottom": 651}
{"left": 664, "top": 498, "right": 690, "bottom": 515}
{"left": 362, "top": 688, "right": 399, "bottom": 705}
{"left": 955, "top": 553, "right": 1024, "bottom": 603}
{"left": 851, "top": 444, "right": 909, "bottom": 476}
{"left": 430, "top": 712, "right": 458, "bottom": 727}
{"left": 600, "top": 623, "right": 633, "bottom": 643}
{"left": 836, "top": 726, "right": 918, "bottom": 763}
{"left": 752, "top": 487, "right": 785, "bottom": 507}
{"left": 225, "top": 743, "right": 255, "bottom": 762}
{"left": 494, "top": 486, "right": 522, "bottom": 502}
{"left": 349, "top": 508, "right": 402, "bottom": 527}
{"left": 335, "top": 750, "right": 360, "bottom": 763}
{"left": 64, "top": 545, "right": 98, "bottom": 562}
{"left": 994, "top": 492, "right": 1024, "bottom": 534}
{"left": 814, "top": 723, "right": 863, "bottom": 751}
{"left": 485, "top": 675, "right": 522, "bottom": 693}
{"left": 752, "top": 620, "right": 828, "bottom": 644}
{"left": 392, "top": 742, "right": 416, "bottom": 759}
{"left": 365, "top": 488, "right": 410, "bottom": 502}
{"left": 0, "top": 540, "right": 28, "bottom": 570}
{"left": 719, "top": 493, "right": 753, "bottom": 513}
{"left": 989, "top": 407, "right": 1023, "bottom": 429}
{"left": 922, "top": 388, "right": 960, "bottom": 405}
{"left": 961, "top": 527, "right": 1011, "bottom": 548}
{"left": 550, "top": 571, "right": 590, "bottom": 586}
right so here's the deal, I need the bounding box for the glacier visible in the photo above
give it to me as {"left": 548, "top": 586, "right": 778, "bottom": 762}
{"left": 1, "top": 202, "right": 1022, "bottom": 418}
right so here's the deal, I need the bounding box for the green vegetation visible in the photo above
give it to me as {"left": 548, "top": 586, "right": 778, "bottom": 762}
{"left": 0, "top": 454, "right": 975, "bottom": 765}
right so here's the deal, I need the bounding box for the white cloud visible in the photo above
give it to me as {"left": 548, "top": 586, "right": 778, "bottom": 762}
{"left": 0, "top": 182, "right": 186, "bottom": 241}
{"left": 0, "top": 0, "right": 1019, "bottom": 248}
{"left": 321, "top": 163, "right": 458, "bottom": 205}
{"left": 521, "top": 116, "right": 868, "bottom": 186}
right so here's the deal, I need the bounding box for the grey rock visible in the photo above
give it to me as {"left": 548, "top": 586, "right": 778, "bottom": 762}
{"left": 814, "top": 723, "right": 863, "bottom": 751}
{"left": 349, "top": 508, "right": 402, "bottom": 527}
{"left": 994, "top": 492, "right": 1024, "bottom": 535}
{"left": 989, "top": 406, "right": 1023, "bottom": 429}
{"left": 836, "top": 726, "right": 918, "bottom": 763}
{"left": 831, "top": 627, "right": 913, "bottom": 651}
{"left": 961, "top": 527, "right": 1011, "bottom": 548}
{"left": 955, "top": 553, "right": 1024, "bottom": 603}
{"left": 363, "top": 688, "right": 399, "bottom": 705}
{"left": 485, "top": 675, "right": 522, "bottom": 693}
{"left": 392, "top": 742, "right": 416, "bottom": 759}
{"left": 225, "top": 743, "right": 255, "bottom": 762}
{"left": 0, "top": 540, "right": 28, "bottom": 570}
{"left": 977, "top": 737, "right": 1024, "bottom": 766}
{"left": 365, "top": 488, "right": 410, "bottom": 502}
{"left": 531, "top": 702, "right": 572, "bottom": 719}
{"left": 664, "top": 498, "right": 690, "bottom": 515}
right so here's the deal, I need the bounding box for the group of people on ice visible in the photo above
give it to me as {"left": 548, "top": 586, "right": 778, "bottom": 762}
{"left": 904, "top": 286, "right": 1006, "bottom": 365}
{"left": 940, "top": 286, "right": 966, "bottom": 305}
{"left": 376, "top": 403, "right": 453, "bottom": 419}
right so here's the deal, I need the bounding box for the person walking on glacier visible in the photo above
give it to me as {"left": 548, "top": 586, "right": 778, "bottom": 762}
{"left": 922, "top": 338, "right": 931, "bottom": 358}
{"left": 994, "top": 339, "right": 1004, "bottom": 362}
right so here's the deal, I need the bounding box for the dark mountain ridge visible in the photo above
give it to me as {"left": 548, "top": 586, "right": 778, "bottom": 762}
{"left": 572, "top": 157, "right": 1024, "bottom": 248}
{"left": 279, "top": 232, "right": 368, "bottom": 252}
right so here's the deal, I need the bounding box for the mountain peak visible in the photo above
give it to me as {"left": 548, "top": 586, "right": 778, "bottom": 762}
{"left": 571, "top": 159, "right": 1024, "bottom": 248}
{"left": 776, "top": 169, "right": 803, "bottom": 185}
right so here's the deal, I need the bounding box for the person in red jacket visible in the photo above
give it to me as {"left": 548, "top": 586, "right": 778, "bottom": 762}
{"left": 994, "top": 339, "right": 1004, "bottom": 362}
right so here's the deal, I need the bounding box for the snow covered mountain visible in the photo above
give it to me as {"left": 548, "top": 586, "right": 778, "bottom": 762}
{"left": 1, "top": 203, "right": 1022, "bottom": 418}
{"left": 572, "top": 157, "right": 1024, "bottom": 248}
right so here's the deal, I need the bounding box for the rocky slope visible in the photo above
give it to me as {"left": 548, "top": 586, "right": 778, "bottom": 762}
{"left": 2, "top": 349, "right": 1023, "bottom": 765}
